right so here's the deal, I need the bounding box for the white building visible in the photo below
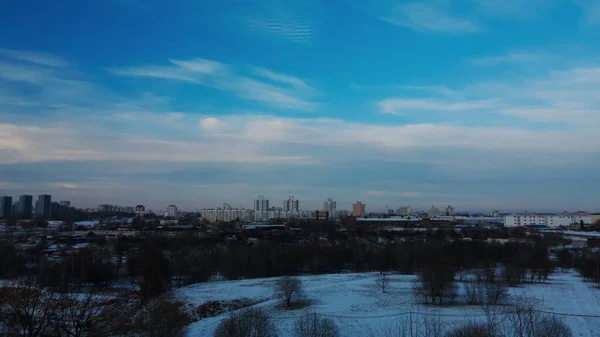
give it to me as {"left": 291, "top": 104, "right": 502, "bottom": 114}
{"left": 254, "top": 195, "right": 269, "bottom": 221}
{"left": 445, "top": 205, "right": 455, "bottom": 216}
{"left": 283, "top": 196, "right": 299, "bottom": 218}
{"left": 396, "top": 205, "right": 412, "bottom": 216}
{"left": 167, "top": 205, "right": 178, "bottom": 218}
{"left": 202, "top": 208, "right": 253, "bottom": 223}
{"left": 504, "top": 213, "right": 592, "bottom": 228}
{"left": 428, "top": 206, "right": 441, "bottom": 218}
{"left": 323, "top": 198, "right": 337, "bottom": 218}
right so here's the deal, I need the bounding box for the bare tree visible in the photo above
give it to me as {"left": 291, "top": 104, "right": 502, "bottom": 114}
{"left": 294, "top": 314, "right": 340, "bottom": 337}
{"left": 125, "top": 296, "right": 192, "bottom": 337}
{"left": 214, "top": 307, "right": 277, "bottom": 337}
{"left": 274, "top": 276, "right": 304, "bottom": 308}
{"left": 376, "top": 272, "right": 390, "bottom": 293}
{"left": 445, "top": 323, "right": 492, "bottom": 337}
{"left": 414, "top": 265, "right": 457, "bottom": 305}
{"left": 54, "top": 292, "right": 111, "bottom": 337}
{"left": 482, "top": 282, "right": 507, "bottom": 306}
{"left": 0, "top": 284, "right": 57, "bottom": 337}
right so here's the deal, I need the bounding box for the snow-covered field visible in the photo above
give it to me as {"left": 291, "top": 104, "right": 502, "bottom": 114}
{"left": 174, "top": 271, "right": 600, "bottom": 337}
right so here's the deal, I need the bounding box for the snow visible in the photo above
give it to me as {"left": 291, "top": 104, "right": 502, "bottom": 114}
{"left": 175, "top": 271, "right": 600, "bottom": 337}
{"left": 74, "top": 221, "right": 100, "bottom": 227}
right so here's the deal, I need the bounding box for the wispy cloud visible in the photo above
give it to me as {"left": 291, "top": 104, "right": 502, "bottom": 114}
{"left": 471, "top": 53, "right": 543, "bottom": 66}
{"left": 378, "top": 98, "right": 495, "bottom": 115}
{"left": 250, "top": 66, "right": 309, "bottom": 88}
{"left": 215, "top": 0, "right": 319, "bottom": 43}
{"left": 381, "top": 2, "right": 480, "bottom": 33}
{"left": 573, "top": 0, "right": 600, "bottom": 24}
{"left": 0, "top": 48, "right": 69, "bottom": 67}
{"left": 109, "top": 58, "right": 316, "bottom": 110}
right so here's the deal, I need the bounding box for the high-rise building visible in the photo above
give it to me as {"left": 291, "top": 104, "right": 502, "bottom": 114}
{"left": 323, "top": 198, "right": 337, "bottom": 218}
{"left": 283, "top": 196, "right": 299, "bottom": 217}
{"left": 0, "top": 196, "right": 12, "bottom": 218}
{"left": 352, "top": 201, "right": 366, "bottom": 217}
{"left": 18, "top": 195, "right": 33, "bottom": 218}
{"left": 445, "top": 205, "right": 455, "bottom": 216}
{"left": 167, "top": 205, "right": 178, "bottom": 218}
{"left": 135, "top": 205, "right": 146, "bottom": 215}
{"left": 429, "top": 205, "right": 441, "bottom": 218}
{"left": 254, "top": 195, "right": 269, "bottom": 221}
{"left": 35, "top": 194, "right": 52, "bottom": 218}
{"left": 396, "top": 205, "right": 412, "bottom": 217}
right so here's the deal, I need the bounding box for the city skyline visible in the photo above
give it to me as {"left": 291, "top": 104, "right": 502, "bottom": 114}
{"left": 1, "top": 1, "right": 600, "bottom": 211}
{"left": 0, "top": 191, "right": 597, "bottom": 215}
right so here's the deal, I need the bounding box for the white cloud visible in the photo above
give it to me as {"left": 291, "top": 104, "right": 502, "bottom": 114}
{"left": 380, "top": 2, "right": 480, "bottom": 33}
{"left": 378, "top": 98, "right": 495, "bottom": 115}
{"left": 199, "top": 117, "right": 220, "bottom": 130}
{"left": 108, "top": 58, "right": 315, "bottom": 110}
{"left": 471, "top": 53, "right": 542, "bottom": 66}
{"left": 0, "top": 48, "right": 69, "bottom": 67}
{"left": 250, "top": 66, "right": 309, "bottom": 88}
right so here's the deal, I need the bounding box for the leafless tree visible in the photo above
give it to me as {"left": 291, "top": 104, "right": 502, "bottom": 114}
{"left": 125, "top": 296, "right": 192, "bottom": 337}
{"left": 214, "top": 307, "right": 277, "bottom": 337}
{"left": 274, "top": 276, "right": 304, "bottom": 308}
{"left": 0, "top": 284, "right": 57, "bottom": 337}
{"left": 420, "top": 312, "right": 446, "bottom": 337}
{"left": 376, "top": 272, "right": 390, "bottom": 293}
{"left": 414, "top": 265, "right": 457, "bottom": 305}
{"left": 534, "top": 316, "right": 572, "bottom": 337}
{"left": 482, "top": 282, "right": 507, "bottom": 306}
{"left": 54, "top": 292, "right": 111, "bottom": 337}
{"left": 445, "top": 323, "right": 492, "bottom": 337}
{"left": 294, "top": 314, "right": 339, "bottom": 337}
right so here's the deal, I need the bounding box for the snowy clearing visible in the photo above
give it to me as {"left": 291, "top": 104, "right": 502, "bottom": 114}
{"left": 174, "top": 271, "right": 600, "bottom": 337}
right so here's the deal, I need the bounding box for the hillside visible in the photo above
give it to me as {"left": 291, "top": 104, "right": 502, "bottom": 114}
{"left": 174, "top": 271, "right": 600, "bottom": 337}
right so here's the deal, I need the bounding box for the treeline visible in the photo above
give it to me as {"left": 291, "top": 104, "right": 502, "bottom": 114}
{"left": 1, "top": 231, "right": 558, "bottom": 297}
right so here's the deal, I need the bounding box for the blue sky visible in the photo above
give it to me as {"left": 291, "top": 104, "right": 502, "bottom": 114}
{"left": 1, "top": 0, "right": 600, "bottom": 212}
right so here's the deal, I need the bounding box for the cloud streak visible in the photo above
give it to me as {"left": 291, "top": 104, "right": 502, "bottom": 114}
{"left": 0, "top": 48, "right": 69, "bottom": 67}
{"left": 381, "top": 2, "right": 480, "bottom": 33}
{"left": 108, "top": 58, "right": 316, "bottom": 110}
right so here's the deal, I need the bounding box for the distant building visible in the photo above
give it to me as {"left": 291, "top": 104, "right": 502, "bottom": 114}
{"left": 323, "top": 198, "right": 337, "bottom": 218}
{"left": 202, "top": 208, "right": 253, "bottom": 223}
{"left": 135, "top": 205, "right": 146, "bottom": 215}
{"left": 504, "top": 213, "right": 592, "bottom": 228}
{"left": 283, "top": 196, "right": 299, "bottom": 218}
{"left": 397, "top": 205, "right": 412, "bottom": 217}
{"left": 492, "top": 210, "right": 500, "bottom": 217}
{"left": 254, "top": 195, "right": 269, "bottom": 221}
{"left": 167, "top": 205, "right": 178, "bottom": 218}
{"left": 445, "top": 205, "right": 455, "bottom": 216}
{"left": 337, "top": 210, "right": 351, "bottom": 217}
{"left": 51, "top": 202, "right": 60, "bottom": 217}
{"left": 352, "top": 201, "right": 366, "bottom": 217}
{"left": 0, "top": 196, "right": 12, "bottom": 218}
{"left": 18, "top": 195, "right": 33, "bottom": 218}
{"left": 59, "top": 201, "right": 70, "bottom": 207}
{"left": 312, "top": 210, "right": 329, "bottom": 220}
{"left": 35, "top": 194, "right": 52, "bottom": 218}
{"left": 428, "top": 206, "right": 441, "bottom": 218}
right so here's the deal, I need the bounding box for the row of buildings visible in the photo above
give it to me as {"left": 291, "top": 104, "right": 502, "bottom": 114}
{"left": 503, "top": 212, "right": 597, "bottom": 228}
{"left": 0, "top": 195, "right": 74, "bottom": 219}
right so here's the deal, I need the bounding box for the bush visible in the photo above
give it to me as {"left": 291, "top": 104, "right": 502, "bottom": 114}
{"left": 294, "top": 314, "right": 339, "bottom": 337}
{"left": 445, "top": 323, "right": 493, "bottom": 337}
{"left": 121, "top": 296, "right": 192, "bottom": 337}
{"left": 214, "top": 307, "right": 277, "bottom": 337}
